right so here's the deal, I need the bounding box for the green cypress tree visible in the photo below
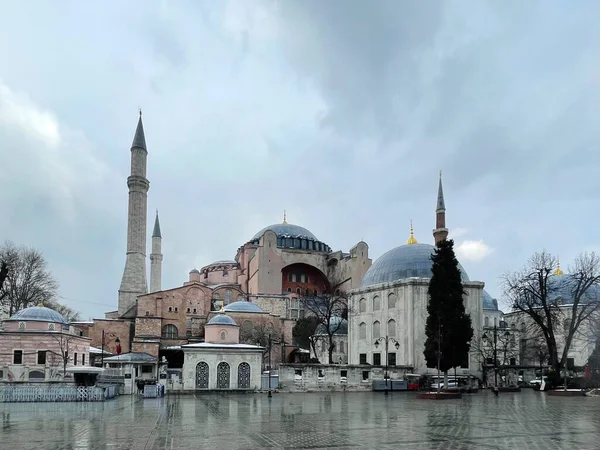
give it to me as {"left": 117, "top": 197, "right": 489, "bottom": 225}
{"left": 424, "top": 239, "right": 473, "bottom": 390}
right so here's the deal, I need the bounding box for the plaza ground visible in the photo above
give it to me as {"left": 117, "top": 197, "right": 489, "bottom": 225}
{"left": 1, "top": 390, "right": 599, "bottom": 449}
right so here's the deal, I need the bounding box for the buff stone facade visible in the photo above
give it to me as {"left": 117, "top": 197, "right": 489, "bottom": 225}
{"left": 83, "top": 114, "right": 371, "bottom": 378}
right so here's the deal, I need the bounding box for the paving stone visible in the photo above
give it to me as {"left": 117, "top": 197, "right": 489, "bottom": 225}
{"left": 1, "top": 390, "right": 600, "bottom": 449}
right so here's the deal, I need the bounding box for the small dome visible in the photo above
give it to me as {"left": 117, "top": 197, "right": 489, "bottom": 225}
{"left": 189, "top": 268, "right": 200, "bottom": 274}
{"left": 8, "top": 306, "right": 68, "bottom": 324}
{"left": 316, "top": 316, "right": 348, "bottom": 335}
{"left": 224, "top": 301, "right": 264, "bottom": 313}
{"left": 251, "top": 223, "right": 318, "bottom": 241}
{"left": 482, "top": 290, "right": 499, "bottom": 311}
{"left": 361, "top": 243, "right": 469, "bottom": 288}
{"left": 207, "top": 314, "right": 238, "bottom": 326}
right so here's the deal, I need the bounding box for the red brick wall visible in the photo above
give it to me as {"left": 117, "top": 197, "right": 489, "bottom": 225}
{"left": 89, "top": 320, "right": 131, "bottom": 354}
{"left": 282, "top": 263, "right": 329, "bottom": 296}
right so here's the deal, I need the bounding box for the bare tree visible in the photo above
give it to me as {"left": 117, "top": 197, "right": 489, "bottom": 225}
{"left": 48, "top": 333, "right": 76, "bottom": 378}
{"left": 299, "top": 290, "right": 348, "bottom": 364}
{"left": 46, "top": 300, "right": 82, "bottom": 322}
{"left": 240, "top": 322, "right": 281, "bottom": 347}
{"left": 0, "top": 241, "right": 59, "bottom": 316}
{"left": 0, "top": 261, "right": 7, "bottom": 299}
{"left": 503, "top": 251, "right": 600, "bottom": 375}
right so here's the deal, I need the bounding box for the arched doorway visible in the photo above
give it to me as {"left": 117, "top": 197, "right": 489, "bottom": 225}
{"left": 237, "top": 362, "right": 251, "bottom": 389}
{"left": 217, "top": 362, "right": 230, "bottom": 389}
{"left": 196, "top": 362, "right": 209, "bottom": 389}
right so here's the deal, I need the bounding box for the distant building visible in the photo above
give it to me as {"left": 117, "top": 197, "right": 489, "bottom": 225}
{"left": 0, "top": 305, "right": 90, "bottom": 382}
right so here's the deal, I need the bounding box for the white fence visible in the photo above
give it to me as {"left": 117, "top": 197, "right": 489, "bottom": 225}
{"left": 0, "top": 385, "right": 117, "bottom": 402}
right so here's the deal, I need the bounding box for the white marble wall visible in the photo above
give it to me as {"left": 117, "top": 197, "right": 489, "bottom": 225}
{"left": 349, "top": 279, "right": 484, "bottom": 377}
{"left": 181, "top": 348, "right": 263, "bottom": 391}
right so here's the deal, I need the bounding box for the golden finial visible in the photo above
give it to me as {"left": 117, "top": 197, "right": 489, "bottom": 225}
{"left": 37, "top": 302, "right": 44, "bottom": 307}
{"left": 407, "top": 220, "right": 418, "bottom": 245}
{"left": 219, "top": 306, "right": 225, "bottom": 313}
{"left": 554, "top": 256, "right": 564, "bottom": 275}
{"left": 283, "top": 210, "right": 287, "bottom": 224}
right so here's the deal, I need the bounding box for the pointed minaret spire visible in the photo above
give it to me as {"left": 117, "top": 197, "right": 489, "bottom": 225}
{"left": 152, "top": 209, "right": 162, "bottom": 238}
{"left": 433, "top": 172, "right": 449, "bottom": 245}
{"left": 283, "top": 210, "right": 287, "bottom": 224}
{"left": 131, "top": 110, "right": 146, "bottom": 150}
{"left": 150, "top": 209, "right": 163, "bottom": 293}
{"left": 437, "top": 170, "right": 445, "bottom": 212}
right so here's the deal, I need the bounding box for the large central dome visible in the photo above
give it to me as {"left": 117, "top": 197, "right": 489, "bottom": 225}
{"left": 249, "top": 221, "right": 331, "bottom": 252}
{"left": 251, "top": 223, "right": 317, "bottom": 241}
{"left": 361, "top": 243, "right": 470, "bottom": 288}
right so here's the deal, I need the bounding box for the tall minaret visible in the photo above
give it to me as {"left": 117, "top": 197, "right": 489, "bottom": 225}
{"left": 433, "top": 171, "right": 448, "bottom": 245}
{"left": 149, "top": 210, "right": 163, "bottom": 292}
{"left": 118, "top": 112, "right": 150, "bottom": 315}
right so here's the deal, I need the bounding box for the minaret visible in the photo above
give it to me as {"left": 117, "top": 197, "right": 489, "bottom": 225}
{"left": 118, "top": 112, "right": 150, "bottom": 315}
{"left": 433, "top": 171, "right": 448, "bottom": 245}
{"left": 150, "top": 210, "right": 163, "bottom": 292}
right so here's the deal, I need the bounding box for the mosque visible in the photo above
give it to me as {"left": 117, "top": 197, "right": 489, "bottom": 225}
{"left": 83, "top": 113, "right": 502, "bottom": 387}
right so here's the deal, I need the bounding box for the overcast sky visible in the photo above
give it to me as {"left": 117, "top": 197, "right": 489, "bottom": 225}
{"left": 0, "top": 1, "right": 598, "bottom": 319}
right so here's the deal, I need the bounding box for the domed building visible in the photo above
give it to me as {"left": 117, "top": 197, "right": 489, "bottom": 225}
{"left": 0, "top": 305, "right": 91, "bottom": 382}
{"left": 348, "top": 176, "right": 485, "bottom": 378}
{"left": 311, "top": 316, "right": 349, "bottom": 364}
{"left": 90, "top": 115, "right": 372, "bottom": 386}
{"left": 180, "top": 312, "right": 264, "bottom": 391}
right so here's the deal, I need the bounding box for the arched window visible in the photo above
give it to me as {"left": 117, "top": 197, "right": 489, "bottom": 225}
{"left": 387, "top": 319, "right": 396, "bottom": 337}
{"left": 520, "top": 321, "right": 526, "bottom": 332}
{"left": 321, "top": 340, "right": 327, "bottom": 352}
{"left": 373, "top": 296, "right": 381, "bottom": 311}
{"left": 373, "top": 321, "right": 381, "bottom": 339}
{"left": 359, "top": 298, "right": 366, "bottom": 313}
{"left": 305, "top": 289, "right": 311, "bottom": 296}
{"left": 484, "top": 317, "right": 489, "bottom": 327}
{"left": 388, "top": 293, "right": 397, "bottom": 309}
{"left": 494, "top": 317, "right": 498, "bottom": 327}
{"left": 162, "top": 324, "right": 178, "bottom": 339}
{"left": 332, "top": 341, "right": 337, "bottom": 352}
{"left": 296, "top": 288, "right": 301, "bottom": 294}
{"left": 287, "top": 287, "right": 292, "bottom": 292}
{"left": 359, "top": 322, "right": 366, "bottom": 340}
{"left": 237, "top": 362, "right": 251, "bottom": 389}
{"left": 213, "top": 294, "right": 220, "bottom": 300}
{"left": 217, "top": 362, "right": 230, "bottom": 389}
{"left": 196, "top": 362, "right": 209, "bottom": 389}
{"left": 225, "top": 289, "right": 232, "bottom": 304}
{"left": 340, "top": 341, "right": 345, "bottom": 353}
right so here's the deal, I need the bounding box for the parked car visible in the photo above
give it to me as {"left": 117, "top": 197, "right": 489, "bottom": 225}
{"left": 529, "top": 377, "right": 547, "bottom": 386}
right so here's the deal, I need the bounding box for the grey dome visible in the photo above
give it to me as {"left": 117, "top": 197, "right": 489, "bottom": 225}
{"left": 361, "top": 243, "right": 470, "bottom": 288}
{"left": 207, "top": 314, "right": 238, "bottom": 326}
{"left": 316, "top": 316, "right": 348, "bottom": 335}
{"left": 8, "top": 306, "right": 68, "bottom": 324}
{"left": 189, "top": 268, "right": 200, "bottom": 274}
{"left": 224, "top": 301, "right": 264, "bottom": 313}
{"left": 252, "top": 223, "right": 318, "bottom": 241}
{"left": 482, "top": 290, "right": 499, "bottom": 311}
{"left": 548, "top": 274, "right": 600, "bottom": 304}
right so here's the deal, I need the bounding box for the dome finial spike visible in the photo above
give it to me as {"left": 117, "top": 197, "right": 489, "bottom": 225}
{"left": 283, "top": 210, "right": 287, "bottom": 224}
{"left": 554, "top": 255, "right": 564, "bottom": 275}
{"left": 407, "top": 219, "right": 418, "bottom": 245}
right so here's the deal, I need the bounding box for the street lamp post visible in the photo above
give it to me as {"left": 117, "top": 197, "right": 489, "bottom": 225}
{"left": 482, "top": 323, "right": 510, "bottom": 389}
{"left": 374, "top": 336, "right": 400, "bottom": 396}
{"left": 267, "top": 333, "right": 272, "bottom": 398}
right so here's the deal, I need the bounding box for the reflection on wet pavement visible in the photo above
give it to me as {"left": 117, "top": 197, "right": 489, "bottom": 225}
{"left": 1, "top": 390, "right": 599, "bottom": 449}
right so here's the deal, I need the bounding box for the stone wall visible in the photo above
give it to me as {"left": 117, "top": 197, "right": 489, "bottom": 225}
{"left": 278, "top": 364, "right": 412, "bottom": 392}
{"left": 89, "top": 320, "right": 132, "bottom": 355}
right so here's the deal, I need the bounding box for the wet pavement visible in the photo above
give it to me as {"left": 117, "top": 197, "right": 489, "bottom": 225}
{"left": 1, "top": 389, "right": 599, "bottom": 449}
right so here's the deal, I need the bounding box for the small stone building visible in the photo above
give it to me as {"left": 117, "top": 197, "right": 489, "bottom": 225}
{"left": 179, "top": 312, "right": 263, "bottom": 391}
